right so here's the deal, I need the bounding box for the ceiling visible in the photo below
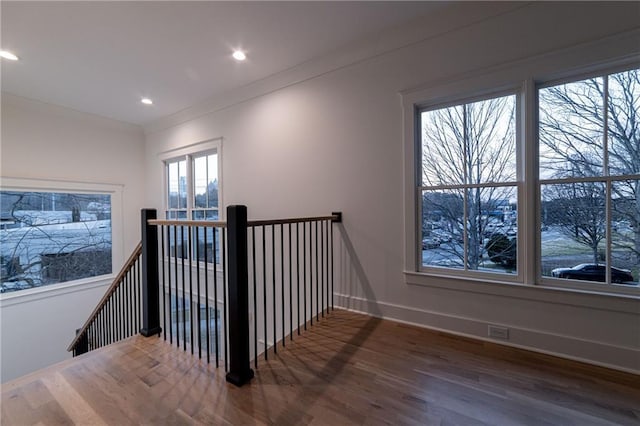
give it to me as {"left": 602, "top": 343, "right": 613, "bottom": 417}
{"left": 1, "top": 1, "right": 445, "bottom": 126}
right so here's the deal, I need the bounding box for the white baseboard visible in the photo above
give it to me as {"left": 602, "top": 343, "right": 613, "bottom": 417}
{"left": 334, "top": 293, "right": 640, "bottom": 375}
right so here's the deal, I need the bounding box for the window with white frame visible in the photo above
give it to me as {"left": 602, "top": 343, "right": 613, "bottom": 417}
{"left": 0, "top": 178, "right": 123, "bottom": 295}
{"left": 407, "top": 59, "right": 639, "bottom": 294}
{"left": 539, "top": 67, "right": 639, "bottom": 287}
{"left": 418, "top": 92, "right": 519, "bottom": 276}
{"left": 164, "top": 143, "right": 221, "bottom": 263}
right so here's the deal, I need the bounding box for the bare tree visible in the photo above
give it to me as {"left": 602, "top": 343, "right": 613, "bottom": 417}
{"left": 539, "top": 69, "right": 640, "bottom": 265}
{"left": 1, "top": 191, "right": 112, "bottom": 293}
{"left": 421, "top": 95, "right": 516, "bottom": 269}
{"left": 543, "top": 181, "right": 606, "bottom": 264}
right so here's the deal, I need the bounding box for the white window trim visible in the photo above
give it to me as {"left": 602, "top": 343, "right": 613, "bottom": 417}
{"left": 401, "top": 28, "right": 640, "bottom": 298}
{"left": 0, "top": 176, "right": 124, "bottom": 301}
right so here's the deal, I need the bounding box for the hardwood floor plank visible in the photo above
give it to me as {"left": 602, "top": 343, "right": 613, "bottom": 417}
{"left": 41, "top": 372, "right": 108, "bottom": 425}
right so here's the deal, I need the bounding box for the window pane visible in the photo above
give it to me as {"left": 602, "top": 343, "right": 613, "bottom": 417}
{"left": 421, "top": 105, "right": 465, "bottom": 186}
{"left": 168, "top": 161, "right": 179, "bottom": 210}
{"left": 466, "top": 186, "right": 517, "bottom": 274}
{"left": 539, "top": 78, "right": 605, "bottom": 179}
{"left": 611, "top": 180, "right": 639, "bottom": 286}
{"left": 421, "top": 95, "right": 516, "bottom": 187}
{"left": 607, "top": 69, "right": 640, "bottom": 177}
{"left": 541, "top": 182, "right": 606, "bottom": 280}
{"left": 207, "top": 154, "right": 218, "bottom": 209}
{"left": 1, "top": 191, "right": 112, "bottom": 293}
{"left": 422, "top": 189, "right": 464, "bottom": 269}
{"left": 193, "top": 153, "right": 218, "bottom": 210}
{"left": 193, "top": 156, "right": 207, "bottom": 208}
{"left": 178, "top": 160, "right": 187, "bottom": 209}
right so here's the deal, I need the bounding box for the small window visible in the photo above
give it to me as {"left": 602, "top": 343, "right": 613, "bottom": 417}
{"left": 418, "top": 92, "right": 519, "bottom": 276}
{"left": 164, "top": 142, "right": 222, "bottom": 263}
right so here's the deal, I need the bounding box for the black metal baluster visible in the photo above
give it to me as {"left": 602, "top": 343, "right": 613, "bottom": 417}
{"left": 167, "top": 226, "right": 173, "bottom": 344}
{"left": 196, "top": 226, "right": 202, "bottom": 359}
{"left": 213, "top": 227, "right": 218, "bottom": 367}
{"left": 181, "top": 225, "right": 186, "bottom": 351}
{"left": 106, "top": 299, "right": 111, "bottom": 345}
{"left": 174, "top": 225, "right": 179, "bottom": 346}
{"left": 111, "top": 295, "right": 115, "bottom": 344}
{"left": 114, "top": 288, "right": 118, "bottom": 342}
{"left": 102, "top": 309, "right": 105, "bottom": 347}
{"left": 310, "top": 221, "right": 314, "bottom": 326}
{"left": 331, "top": 218, "right": 334, "bottom": 310}
{"left": 262, "top": 225, "right": 267, "bottom": 360}
{"left": 321, "top": 220, "right": 325, "bottom": 317}
{"left": 101, "top": 309, "right": 105, "bottom": 348}
{"left": 161, "top": 226, "right": 166, "bottom": 340}
{"left": 289, "top": 223, "right": 293, "bottom": 341}
{"left": 96, "top": 311, "right": 100, "bottom": 349}
{"left": 325, "top": 220, "right": 329, "bottom": 315}
{"left": 303, "top": 221, "right": 307, "bottom": 331}
{"left": 128, "top": 266, "right": 133, "bottom": 337}
{"left": 296, "top": 223, "right": 300, "bottom": 335}
{"left": 316, "top": 220, "right": 319, "bottom": 322}
{"left": 121, "top": 280, "right": 126, "bottom": 339}
{"left": 132, "top": 260, "right": 136, "bottom": 336}
{"left": 223, "top": 227, "right": 228, "bottom": 371}
{"left": 272, "top": 224, "right": 277, "bottom": 354}
{"left": 281, "top": 224, "right": 285, "bottom": 347}
{"left": 133, "top": 258, "right": 138, "bottom": 334}
{"left": 204, "top": 226, "right": 211, "bottom": 364}
{"left": 252, "top": 226, "right": 257, "bottom": 368}
{"left": 188, "top": 226, "right": 194, "bottom": 354}
{"left": 115, "top": 282, "right": 120, "bottom": 341}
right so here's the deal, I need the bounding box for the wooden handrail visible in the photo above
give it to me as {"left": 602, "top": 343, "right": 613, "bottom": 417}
{"left": 67, "top": 242, "right": 143, "bottom": 352}
{"left": 247, "top": 214, "right": 340, "bottom": 227}
{"left": 148, "top": 219, "right": 227, "bottom": 227}
{"left": 147, "top": 214, "right": 340, "bottom": 228}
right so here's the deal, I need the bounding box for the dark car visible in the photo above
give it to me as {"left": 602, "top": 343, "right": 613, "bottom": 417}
{"left": 421, "top": 237, "right": 440, "bottom": 249}
{"left": 551, "top": 263, "right": 635, "bottom": 284}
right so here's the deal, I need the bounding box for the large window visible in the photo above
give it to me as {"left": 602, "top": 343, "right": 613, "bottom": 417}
{"left": 419, "top": 93, "right": 519, "bottom": 276}
{"left": 164, "top": 142, "right": 221, "bottom": 263}
{"left": 407, "top": 60, "right": 639, "bottom": 294}
{"left": 539, "top": 68, "right": 639, "bottom": 287}
{"left": 1, "top": 190, "right": 112, "bottom": 293}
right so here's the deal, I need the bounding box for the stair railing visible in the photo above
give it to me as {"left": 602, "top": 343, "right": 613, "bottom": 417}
{"left": 67, "top": 241, "right": 143, "bottom": 356}
{"left": 69, "top": 206, "right": 342, "bottom": 388}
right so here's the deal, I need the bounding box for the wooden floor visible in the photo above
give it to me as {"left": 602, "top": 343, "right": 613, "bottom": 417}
{"left": 2, "top": 310, "right": 639, "bottom": 426}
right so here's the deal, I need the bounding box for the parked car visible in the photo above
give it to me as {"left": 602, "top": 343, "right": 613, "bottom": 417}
{"left": 432, "top": 229, "right": 452, "bottom": 243}
{"left": 422, "top": 237, "right": 441, "bottom": 249}
{"left": 551, "top": 263, "right": 635, "bottom": 284}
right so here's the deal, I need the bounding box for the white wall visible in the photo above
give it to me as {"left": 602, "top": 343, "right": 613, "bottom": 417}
{"left": 144, "top": 2, "right": 640, "bottom": 373}
{"left": 0, "top": 94, "right": 146, "bottom": 382}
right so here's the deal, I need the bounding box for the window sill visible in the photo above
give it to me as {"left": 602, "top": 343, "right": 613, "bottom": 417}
{"left": 0, "top": 275, "right": 113, "bottom": 308}
{"left": 405, "top": 271, "right": 640, "bottom": 314}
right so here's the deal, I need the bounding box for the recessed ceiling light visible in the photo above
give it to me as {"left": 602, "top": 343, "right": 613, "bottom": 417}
{"left": 141, "top": 98, "right": 153, "bottom": 105}
{"left": 232, "top": 50, "right": 246, "bottom": 61}
{"left": 0, "top": 50, "right": 19, "bottom": 61}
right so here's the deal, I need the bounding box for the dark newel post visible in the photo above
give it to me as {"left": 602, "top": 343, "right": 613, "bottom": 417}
{"left": 74, "top": 328, "right": 88, "bottom": 356}
{"left": 331, "top": 212, "right": 342, "bottom": 223}
{"left": 226, "top": 205, "right": 254, "bottom": 387}
{"left": 140, "top": 209, "right": 162, "bottom": 337}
